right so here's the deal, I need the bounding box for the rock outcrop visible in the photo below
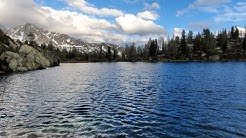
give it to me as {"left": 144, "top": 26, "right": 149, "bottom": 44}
{"left": 0, "top": 45, "right": 52, "bottom": 72}
{"left": 0, "top": 28, "right": 59, "bottom": 73}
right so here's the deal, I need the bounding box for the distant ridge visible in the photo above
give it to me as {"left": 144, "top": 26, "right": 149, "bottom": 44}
{"left": 4, "top": 23, "right": 123, "bottom": 54}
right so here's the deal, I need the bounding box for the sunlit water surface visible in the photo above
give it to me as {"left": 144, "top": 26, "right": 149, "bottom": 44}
{"left": 1, "top": 62, "right": 246, "bottom": 137}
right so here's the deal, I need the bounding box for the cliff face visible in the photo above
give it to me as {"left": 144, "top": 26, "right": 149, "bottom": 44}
{"left": 0, "top": 29, "right": 59, "bottom": 73}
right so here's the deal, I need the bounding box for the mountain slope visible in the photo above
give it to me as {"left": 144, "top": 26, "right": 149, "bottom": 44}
{"left": 5, "top": 23, "right": 123, "bottom": 54}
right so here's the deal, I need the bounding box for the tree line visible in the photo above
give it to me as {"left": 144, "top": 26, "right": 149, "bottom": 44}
{"left": 121, "top": 26, "right": 246, "bottom": 61}
{"left": 13, "top": 26, "right": 246, "bottom": 62}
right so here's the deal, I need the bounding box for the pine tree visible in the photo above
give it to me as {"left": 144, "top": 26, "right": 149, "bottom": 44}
{"left": 149, "top": 39, "right": 158, "bottom": 58}
{"left": 180, "top": 30, "right": 187, "bottom": 57}
{"left": 217, "top": 29, "right": 228, "bottom": 53}
{"left": 107, "top": 46, "right": 112, "bottom": 61}
{"left": 113, "top": 49, "right": 118, "bottom": 59}
{"left": 202, "top": 28, "right": 216, "bottom": 53}
{"left": 187, "top": 31, "right": 193, "bottom": 44}
{"left": 193, "top": 33, "right": 202, "bottom": 53}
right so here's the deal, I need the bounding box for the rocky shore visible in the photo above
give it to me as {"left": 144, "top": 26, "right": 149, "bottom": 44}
{"left": 0, "top": 29, "right": 59, "bottom": 74}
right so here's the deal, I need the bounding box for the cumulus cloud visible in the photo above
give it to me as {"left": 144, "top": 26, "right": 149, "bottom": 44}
{"left": 173, "top": 28, "right": 183, "bottom": 38}
{"left": 214, "top": 2, "right": 246, "bottom": 22}
{"left": 64, "top": 0, "right": 124, "bottom": 17}
{"left": 137, "top": 11, "right": 159, "bottom": 20}
{"left": 0, "top": 0, "right": 45, "bottom": 27}
{"left": 177, "top": 0, "right": 231, "bottom": 16}
{"left": 144, "top": 2, "right": 160, "bottom": 10}
{"left": 0, "top": 0, "right": 166, "bottom": 45}
{"left": 115, "top": 14, "right": 166, "bottom": 35}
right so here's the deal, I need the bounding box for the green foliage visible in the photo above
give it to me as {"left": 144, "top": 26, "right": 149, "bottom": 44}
{"left": 149, "top": 39, "right": 158, "bottom": 58}
{"left": 217, "top": 29, "right": 228, "bottom": 53}
{"left": 193, "top": 33, "right": 202, "bottom": 52}
{"left": 202, "top": 28, "right": 216, "bottom": 53}
{"left": 187, "top": 31, "right": 193, "bottom": 44}
{"left": 47, "top": 42, "right": 54, "bottom": 51}
{"left": 125, "top": 43, "right": 137, "bottom": 61}
{"left": 180, "top": 30, "right": 188, "bottom": 57}
{"left": 107, "top": 46, "right": 112, "bottom": 61}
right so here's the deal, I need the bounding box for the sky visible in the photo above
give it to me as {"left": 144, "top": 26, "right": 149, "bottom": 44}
{"left": 0, "top": 0, "right": 245, "bottom": 45}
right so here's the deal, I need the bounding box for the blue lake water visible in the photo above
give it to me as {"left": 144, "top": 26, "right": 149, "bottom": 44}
{"left": 1, "top": 62, "right": 246, "bottom": 137}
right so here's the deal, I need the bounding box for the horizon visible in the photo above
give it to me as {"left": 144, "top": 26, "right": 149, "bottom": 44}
{"left": 0, "top": 0, "right": 245, "bottom": 45}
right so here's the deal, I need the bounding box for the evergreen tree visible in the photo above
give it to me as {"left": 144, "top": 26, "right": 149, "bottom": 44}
{"left": 202, "top": 28, "right": 216, "bottom": 53}
{"left": 149, "top": 39, "right": 158, "bottom": 58}
{"left": 193, "top": 33, "right": 202, "bottom": 52}
{"left": 59, "top": 49, "right": 68, "bottom": 61}
{"left": 137, "top": 46, "right": 143, "bottom": 59}
{"left": 107, "top": 46, "right": 112, "bottom": 61}
{"left": 99, "top": 45, "right": 103, "bottom": 61}
{"left": 217, "top": 29, "right": 228, "bottom": 53}
{"left": 127, "top": 43, "right": 137, "bottom": 61}
{"left": 113, "top": 48, "right": 118, "bottom": 60}
{"left": 231, "top": 26, "right": 239, "bottom": 40}
{"left": 180, "top": 30, "right": 187, "bottom": 57}
{"left": 47, "top": 42, "right": 54, "bottom": 51}
{"left": 187, "top": 31, "right": 193, "bottom": 44}
{"left": 167, "top": 38, "right": 178, "bottom": 58}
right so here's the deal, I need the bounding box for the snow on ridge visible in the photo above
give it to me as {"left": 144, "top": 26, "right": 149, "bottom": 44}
{"left": 4, "top": 23, "right": 123, "bottom": 54}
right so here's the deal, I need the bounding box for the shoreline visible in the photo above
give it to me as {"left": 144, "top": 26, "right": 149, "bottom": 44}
{"left": 60, "top": 59, "right": 246, "bottom": 63}
{"left": 1, "top": 60, "right": 246, "bottom": 75}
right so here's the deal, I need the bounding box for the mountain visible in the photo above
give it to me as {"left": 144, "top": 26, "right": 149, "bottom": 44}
{"left": 5, "top": 23, "right": 123, "bottom": 54}
{"left": 0, "top": 24, "right": 6, "bottom": 31}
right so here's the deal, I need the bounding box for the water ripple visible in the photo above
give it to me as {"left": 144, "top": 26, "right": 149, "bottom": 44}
{"left": 1, "top": 62, "right": 246, "bottom": 137}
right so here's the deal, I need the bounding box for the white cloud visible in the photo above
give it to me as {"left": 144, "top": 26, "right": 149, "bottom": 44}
{"left": 124, "top": 0, "right": 139, "bottom": 4}
{"left": 0, "top": 0, "right": 44, "bottom": 27}
{"left": 137, "top": 11, "right": 159, "bottom": 20}
{"left": 235, "top": 2, "right": 246, "bottom": 12}
{"left": 177, "top": 0, "right": 231, "bottom": 16}
{"left": 214, "top": 2, "right": 246, "bottom": 22}
{"left": 144, "top": 2, "right": 160, "bottom": 10}
{"left": 0, "top": 0, "right": 166, "bottom": 45}
{"left": 64, "top": 0, "right": 124, "bottom": 17}
{"left": 188, "top": 22, "right": 211, "bottom": 30}
{"left": 115, "top": 14, "right": 166, "bottom": 35}
{"left": 173, "top": 28, "right": 183, "bottom": 38}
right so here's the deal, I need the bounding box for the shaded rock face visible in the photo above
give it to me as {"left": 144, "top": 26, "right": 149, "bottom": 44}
{"left": 0, "top": 45, "right": 52, "bottom": 72}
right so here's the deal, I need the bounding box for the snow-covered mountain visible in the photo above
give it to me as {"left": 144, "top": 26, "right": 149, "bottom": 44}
{"left": 4, "top": 23, "right": 123, "bottom": 54}
{"left": 0, "top": 24, "right": 7, "bottom": 31}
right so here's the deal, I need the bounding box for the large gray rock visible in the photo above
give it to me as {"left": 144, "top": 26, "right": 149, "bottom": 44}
{"left": 0, "top": 51, "right": 28, "bottom": 72}
{"left": 0, "top": 45, "right": 51, "bottom": 72}
{"left": 19, "top": 45, "right": 50, "bottom": 68}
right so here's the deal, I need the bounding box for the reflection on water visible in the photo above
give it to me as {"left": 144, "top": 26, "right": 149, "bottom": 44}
{"left": 1, "top": 62, "right": 246, "bottom": 137}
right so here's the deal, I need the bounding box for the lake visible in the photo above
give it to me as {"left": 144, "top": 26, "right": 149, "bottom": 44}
{"left": 1, "top": 62, "right": 246, "bottom": 137}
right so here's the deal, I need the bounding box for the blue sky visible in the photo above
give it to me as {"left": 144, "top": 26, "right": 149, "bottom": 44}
{"left": 39, "top": 0, "right": 246, "bottom": 32}
{"left": 0, "top": 0, "right": 246, "bottom": 45}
